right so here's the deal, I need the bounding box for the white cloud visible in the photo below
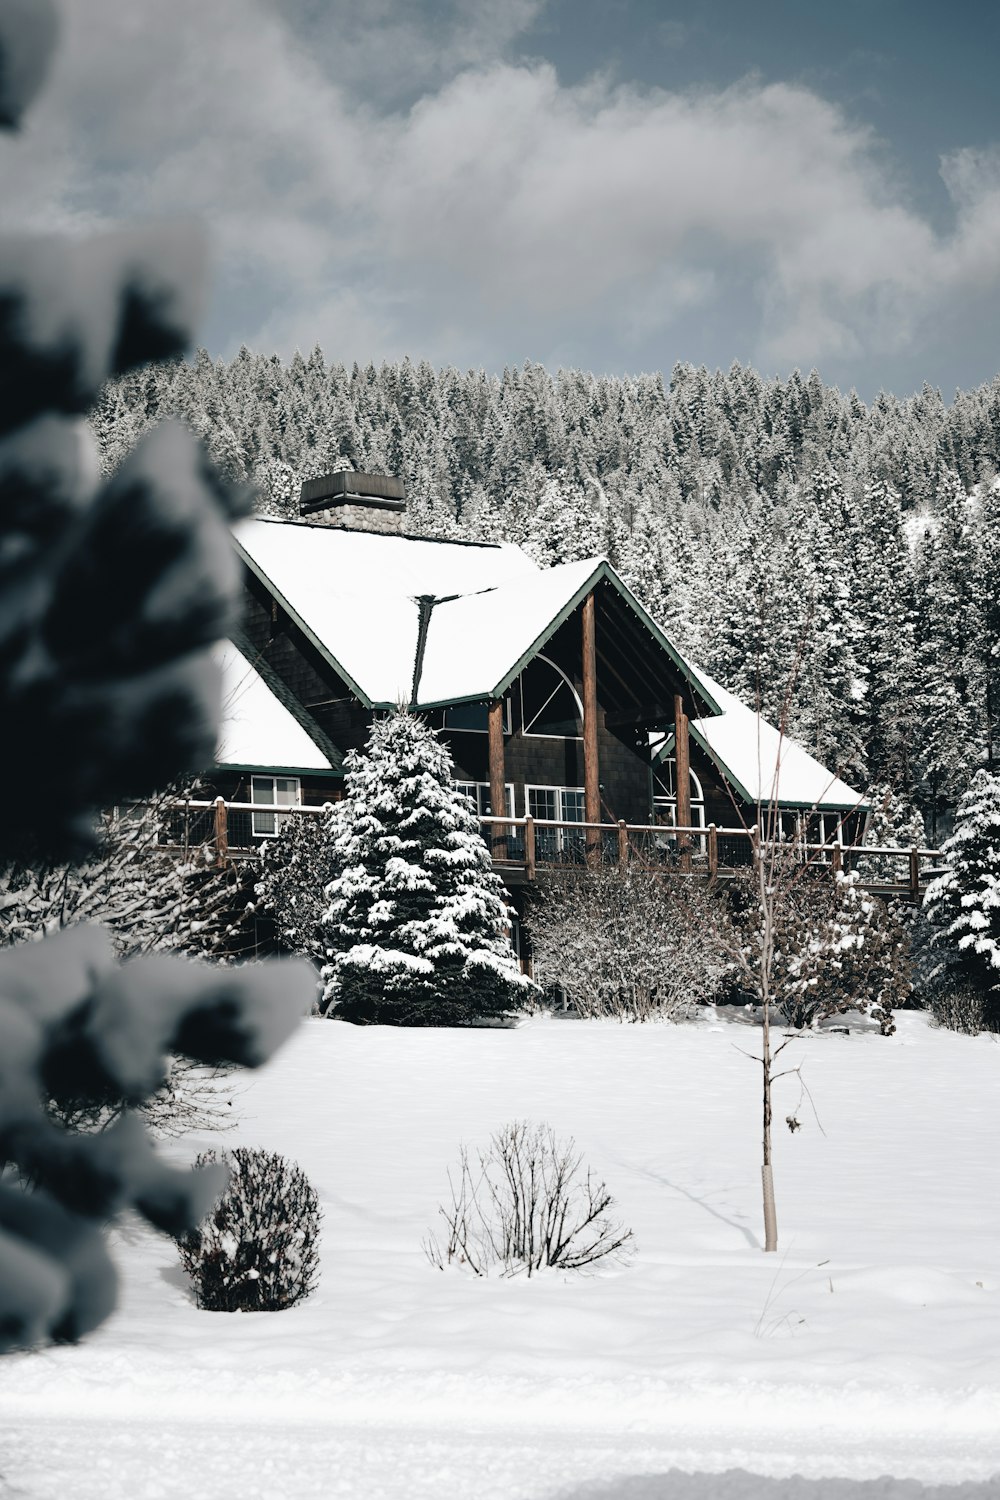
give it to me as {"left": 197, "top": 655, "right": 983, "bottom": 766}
{"left": 3, "top": 0, "right": 999, "bottom": 381}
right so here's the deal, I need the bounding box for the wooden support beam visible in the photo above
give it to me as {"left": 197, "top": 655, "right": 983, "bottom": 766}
{"left": 707, "top": 823, "right": 718, "bottom": 879}
{"left": 213, "top": 796, "right": 229, "bottom": 868}
{"left": 524, "top": 814, "right": 536, "bottom": 882}
{"left": 582, "top": 592, "right": 601, "bottom": 865}
{"left": 618, "top": 819, "right": 629, "bottom": 874}
{"left": 909, "top": 847, "right": 920, "bottom": 899}
{"left": 674, "top": 692, "right": 692, "bottom": 872}
{"left": 488, "top": 698, "right": 507, "bottom": 862}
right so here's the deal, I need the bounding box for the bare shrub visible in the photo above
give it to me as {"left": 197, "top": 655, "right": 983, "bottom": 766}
{"left": 177, "top": 1146, "right": 321, "bottom": 1311}
{"left": 425, "top": 1120, "right": 635, "bottom": 1277}
{"left": 928, "top": 984, "right": 994, "bottom": 1036}
{"left": 525, "top": 866, "right": 728, "bottom": 1021}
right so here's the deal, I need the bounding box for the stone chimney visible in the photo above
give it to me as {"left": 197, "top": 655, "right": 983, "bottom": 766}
{"left": 299, "top": 471, "right": 406, "bottom": 535}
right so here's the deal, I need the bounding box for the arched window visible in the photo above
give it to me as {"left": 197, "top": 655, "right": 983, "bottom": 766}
{"left": 519, "top": 654, "right": 584, "bottom": 739}
{"left": 652, "top": 759, "right": 706, "bottom": 829}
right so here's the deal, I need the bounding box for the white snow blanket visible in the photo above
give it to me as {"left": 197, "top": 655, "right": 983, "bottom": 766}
{"left": 1, "top": 1012, "right": 998, "bottom": 1499}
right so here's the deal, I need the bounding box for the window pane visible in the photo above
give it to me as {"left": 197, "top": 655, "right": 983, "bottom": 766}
{"left": 561, "top": 790, "right": 586, "bottom": 822}
{"left": 252, "top": 810, "right": 277, "bottom": 836}
{"left": 275, "top": 778, "right": 299, "bottom": 806}
{"left": 528, "top": 788, "right": 557, "bottom": 820}
{"left": 251, "top": 777, "right": 275, "bottom": 805}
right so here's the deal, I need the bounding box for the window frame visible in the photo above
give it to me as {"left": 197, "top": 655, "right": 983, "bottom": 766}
{"left": 250, "top": 774, "right": 301, "bottom": 838}
{"left": 519, "top": 654, "right": 585, "bottom": 741}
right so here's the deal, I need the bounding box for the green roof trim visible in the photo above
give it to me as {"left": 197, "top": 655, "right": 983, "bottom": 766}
{"left": 655, "top": 725, "right": 870, "bottom": 813}
{"left": 215, "top": 762, "right": 345, "bottom": 779}
{"left": 415, "top": 560, "right": 722, "bottom": 716}
{"left": 235, "top": 541, "right": 376, "bottom": 711}
{"left": 228, "top": 626, "right": 344, "bottom": 773}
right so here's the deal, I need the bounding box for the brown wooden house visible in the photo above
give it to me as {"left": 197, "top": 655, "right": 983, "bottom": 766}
{"left": 204, "top": 473, "right": 867, "bottom": 883}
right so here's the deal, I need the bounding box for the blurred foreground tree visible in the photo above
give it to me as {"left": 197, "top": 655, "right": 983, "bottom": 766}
{"left": 0, "top": 0, "right": 313, "bottom": 1350}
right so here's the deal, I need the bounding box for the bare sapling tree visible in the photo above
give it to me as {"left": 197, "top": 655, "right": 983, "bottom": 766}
{"left": 715, "top": 596, "right": 897, "bottom": 1251}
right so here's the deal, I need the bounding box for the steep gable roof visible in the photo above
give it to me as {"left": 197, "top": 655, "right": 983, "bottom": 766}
{"left": 233, "top": 519, "right": 721, "bottom": 716}
{"left": 656, "top": 666, "right": 867, "bottom": 813}
{"left": 214, "top": 638, "right": 340, "bottom": 775}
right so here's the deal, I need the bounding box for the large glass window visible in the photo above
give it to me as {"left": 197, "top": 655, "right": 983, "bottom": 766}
{"left": 527, "top": 785, "right": 587, "bottom": 859}
{"left": 453, "top": 781, "right": 515, "bottom": 819}
{"left": 442, "top": 699, "right": 511, "bottom": 734}
{"left": 519, "top": 655, "right": 584, "bottom": 739}
{"left": 251, "top": 775, "right": 300, "bottom": 837}
{"left": 652, "top": 759, "right": 705, "bottom": 829}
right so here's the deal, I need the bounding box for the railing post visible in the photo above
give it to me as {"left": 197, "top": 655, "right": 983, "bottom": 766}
{"left": 832, "top": 843, "right": 843, "bottom": 876}
{"left": 617, "top": 819, "right": 628, "bottom": 874}
{"left": 708, "top": 823, "right": 718, "bottom": 879}
{"left": 213, "top": 796, "right": 229, "bottom": 868}
{"left": 909, "top": 847, "right": 920, "bottom": 899}
{"left": 524, "top": 815, "right": 536, "bottom": 882}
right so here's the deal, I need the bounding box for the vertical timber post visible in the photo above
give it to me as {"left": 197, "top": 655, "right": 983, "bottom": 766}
{"left": 488, "top": 698, "right": 507, "bottom": 864}
{"left": 707, "top": 823, "right": 718, "bottom": 879}
{"left": 524, "top": 814, "right": 536, "bottom": 882}
{"left": 213, "top": 796, "right": 229, "bottom": 868}
{"left": 617, "top": 819, "right": 629, "bottom": 874}
{"left": 582, "top": 591, "right": 601, "bottom": 867}
{"left": 674, "top": 692, "right": 692, "bottom": 873}
{"left": 909, "top": 847, "right": 920, "bottom": 900}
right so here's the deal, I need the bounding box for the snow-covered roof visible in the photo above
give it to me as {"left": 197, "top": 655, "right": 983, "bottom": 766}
{"left": 213, "top": 639, "right": 337, "bottom": 774}
{"left": 234, "top": 519, "right": 538, "bottom": 705}
{"left": 417, "top": 556, "right": 605, "bottom": 704}
{"left": 658, "top": 665, "right": 866, "bottom": 811}
{"left": 233, "top": 520, "right": 720, "bottom": 714}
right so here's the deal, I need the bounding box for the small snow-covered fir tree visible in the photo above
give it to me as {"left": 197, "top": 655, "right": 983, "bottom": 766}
{"left": 322, "top": 711, "right": 536, "bottom": 1025}
{"left": 924, "top": 770, "right": 1000, "bottom": 1006}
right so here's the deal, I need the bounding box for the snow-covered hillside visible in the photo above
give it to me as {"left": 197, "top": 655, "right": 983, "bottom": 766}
{"left": 2, "top": 1013, "right": 999, "bottom": 1499}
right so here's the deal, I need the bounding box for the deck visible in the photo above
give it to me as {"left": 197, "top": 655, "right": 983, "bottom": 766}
{"left": 164, "top": 799, "right": 944, "bottom": 900}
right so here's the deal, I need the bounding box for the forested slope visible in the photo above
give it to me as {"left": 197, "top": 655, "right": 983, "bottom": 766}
{"left": 91, "top": 352, "right": 1000, "bottom": 836}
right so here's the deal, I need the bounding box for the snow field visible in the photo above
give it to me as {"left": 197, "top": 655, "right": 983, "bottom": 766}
{"left": 1, "top": 1011, "right": 999, "bottom": 1498}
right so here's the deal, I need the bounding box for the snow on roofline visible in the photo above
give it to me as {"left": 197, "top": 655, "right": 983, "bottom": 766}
{"left": 656, "top": 664, "right": 868, "bottom": 811}
{"left": 213, "top": 639, "right": 337, "bottom": 774}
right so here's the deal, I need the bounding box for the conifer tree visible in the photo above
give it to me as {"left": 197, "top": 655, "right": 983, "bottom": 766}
{"left": 924, "top": 770, "right": 1000, "bottom": 1007}
{"left": 322, "top": 712, "right": 536, "bottom": 1025}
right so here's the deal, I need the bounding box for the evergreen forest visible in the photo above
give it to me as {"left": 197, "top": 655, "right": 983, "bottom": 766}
{"left": 91, "top": 351, "right": 1000, "bottom": 838}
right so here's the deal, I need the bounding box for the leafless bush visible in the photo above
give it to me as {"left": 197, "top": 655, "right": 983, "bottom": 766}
{"left": 525, "top": 866, "right": 728, "bottom": 1021}
{"left": 177, "top": 1146, "right": 321, "bottom": 1311}
{"left": 927, "top": 983, "right": 994, "bottom": 1036}
{"left": 425, "top": 1120, "right": 635, "bottom": 1277}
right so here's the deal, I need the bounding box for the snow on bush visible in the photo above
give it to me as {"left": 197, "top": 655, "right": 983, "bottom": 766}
{"left": 177, "top": 1146, "right": 321, "bottom": 1312}
{"left": 923, "top": 769, "right": 1000, "bottom": 1027}
{"left": 425, "top": 1120, "right": 635, "bottom": 1277}
{"left": 526, "top": 865, "right": 728, "bottom": 1021}
{"left": 729, "top": 864, "right": 906, "bottom": 1034}
{"left": 256, "top": 800, "right": 343, "bottom": 968}
{"left": 322, "top": 711, "right": 536, "bottom": 1025}
{"left": 0, "top": 7, "right": 313, "bottom": 1352}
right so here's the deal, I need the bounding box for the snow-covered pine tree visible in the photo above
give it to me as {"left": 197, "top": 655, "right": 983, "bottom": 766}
{"left": 855, "top": 785, "right": 926, "bottom": 886}
{"left": 0, "top": 7, "right": 312, "bottom": 1351}
{"left": 923, "top": 770, "right": 1000, "bottom": 1010}
{"left": 322, "top": 711, "right": 536, "bottom": 1025}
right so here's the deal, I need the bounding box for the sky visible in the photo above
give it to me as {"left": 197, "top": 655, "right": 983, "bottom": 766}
{"left": 4, "top": 0, "right": 1000, "bottom": 400}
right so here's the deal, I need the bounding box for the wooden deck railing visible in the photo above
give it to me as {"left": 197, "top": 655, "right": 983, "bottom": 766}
{"left": 160, "top": 799, "right": 944, "bottom": 897}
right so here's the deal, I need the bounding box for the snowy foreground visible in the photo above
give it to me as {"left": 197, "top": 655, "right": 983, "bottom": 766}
{"left": 2, "top": 1012, "right": 1000, "bottom": 1499}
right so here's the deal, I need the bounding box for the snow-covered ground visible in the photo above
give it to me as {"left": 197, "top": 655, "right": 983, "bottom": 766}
{"left": 2, "top": 1011, "right": 1000, "bottom": 1499}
